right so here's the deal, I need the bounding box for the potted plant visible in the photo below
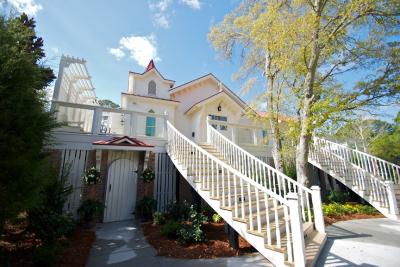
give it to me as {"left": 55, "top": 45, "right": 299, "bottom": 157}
{"left": 83, "top": 167, "right": 101, "bottom": 185}
{"left": 141, "top": 168, "right": 155, "bottom": 183}
{"left": 78, "top": 199, "right": 105, "bottom": 228}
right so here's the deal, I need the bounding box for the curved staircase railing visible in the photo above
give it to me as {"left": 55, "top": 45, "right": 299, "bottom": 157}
{"left": 313, "top": 137, "right": 400, "bottom": 183}
{"left": 167, "top": 120, "right": 326, "bottom": 266}
{"left": 206, "top": 118, "right": 323, "bottom": 227}
{"left": 310, "top": 137, "right": 399, "bottom": 218}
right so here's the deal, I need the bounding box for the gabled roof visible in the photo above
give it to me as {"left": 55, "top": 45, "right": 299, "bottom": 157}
{"left": 185, "top": 91, "right": 237, "bottom": 115}
{"left": 129, "top": 60, "right": 175, "bottom": 84}
{"left": 169, "top": 73, "right": 249, "bottom": 111}
{"left": 93, "top": 136, "right": 153, "bottom": 147}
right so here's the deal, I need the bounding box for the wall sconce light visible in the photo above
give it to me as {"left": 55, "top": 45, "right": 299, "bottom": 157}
{"left": 217, "top": 104, "right": 222, "bottom": 112}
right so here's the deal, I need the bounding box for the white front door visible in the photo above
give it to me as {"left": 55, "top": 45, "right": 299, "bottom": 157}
{"left": 104, "top": 156, "right": 138, "bottom": 222}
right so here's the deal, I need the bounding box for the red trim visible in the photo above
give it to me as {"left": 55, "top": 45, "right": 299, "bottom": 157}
{"left": 145, "top": 60, "right": 155, "bottom": 72}
{"left": 93, "top": 136, "right": 154, "bottom": 147}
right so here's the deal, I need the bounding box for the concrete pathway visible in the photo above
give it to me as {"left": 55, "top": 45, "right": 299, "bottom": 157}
{"left": 85, "top": 220, "right": 271, "bottom": 267}
{"left": 317, "top": 218, "right": 400, "bottom": 267}
{"left": 86, "top": 218, "right": 400, "bottom": 267}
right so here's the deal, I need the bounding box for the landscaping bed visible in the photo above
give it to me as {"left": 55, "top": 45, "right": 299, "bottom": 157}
{"left": 0, "top": 218, "right": 95, "bottom": 267}
{"left": 142, "top": 221, "right": 255, "bottom": 258}
{"left": 56, "top": 227, "right": 95, "bottom": 267}
{"left": 322, "top": 202, "right": 384, "bottom": 225}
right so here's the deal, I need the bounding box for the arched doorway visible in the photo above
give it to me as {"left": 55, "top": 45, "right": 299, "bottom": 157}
{"left": 104, "top": 157, "right": 138, "bottom": 222}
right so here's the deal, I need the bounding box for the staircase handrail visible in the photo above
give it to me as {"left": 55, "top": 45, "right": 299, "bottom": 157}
{"left": 205, "top": 118, "right": 326, "bottom": 234}
{"left": 206, "top": 117, "right": 313, "bottom": 196}
{"left": 313, "top": 136, "right": 400, "bottom": 184}
{"left": 167, "top": 121, "right": 288, "bottom": 204}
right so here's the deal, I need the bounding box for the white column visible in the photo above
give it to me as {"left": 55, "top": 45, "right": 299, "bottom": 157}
{"left": 129, "top": 113, "right": 136, "bottom": 137}
{"left": 206, "top": 116, "right": 211, "bottom": 143}
{"left": 252, "top": 129, "right": 258, "bottom": 145}
{"left": 92, "top": 107, "right": 102, "bottom": 134}
{"left": 231, "top": 125, "right": 237, "bottom": 144}
{"left": 385, "top": 181, "right": 399, "bottom": 216}
{"left": 163, "top": 112, "right": 168, "bottom": 139}
{"left": 311, "top": 186, "right": 325, "bottom": 233}
{"left": 287, "top": 193, "right": 306, "bottom": 267}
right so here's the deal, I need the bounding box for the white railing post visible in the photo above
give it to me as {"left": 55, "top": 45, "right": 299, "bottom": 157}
{"left": 311, "top": 186, "right": 325, "bottom": 233}
{"left": 92, "top": 107, "right": 102, "bottom": 134}
{"left": 287, "top": 193, "right": 306, "bottom": 267}
{"left": 385, "top": 181, "right": 399, "bottom": 216}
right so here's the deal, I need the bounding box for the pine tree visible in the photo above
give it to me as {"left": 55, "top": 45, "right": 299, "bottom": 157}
{"left": 0, "top": 14, "right": 56, "bottom": 232}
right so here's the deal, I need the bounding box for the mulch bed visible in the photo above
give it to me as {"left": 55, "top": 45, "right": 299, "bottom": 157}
{"left": 324, "top": 213, "right": 385, "bottom": 225}
{"left": 0, "top": 220, "right": 95, "bottom": 267}
{"left": 56, "top": 227, "right": 96, "bottom": 267}
{"left": 142, "top": 222, "right": 256, "bottom": 259}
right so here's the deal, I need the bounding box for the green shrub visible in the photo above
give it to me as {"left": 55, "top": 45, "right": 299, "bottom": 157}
{"left": 322, "top": 203, "right": 377, "bottom": 217}
{"left": 325, "top": 191, "right": 350, "bottom": 204}
{"left": 177, "top": 207, "right": 207, "bottom": 244}
{"left": 160, "top": 220, "right": 181, "bottom": 238}
{"left": 29, "top": 211, "right": 76, "bottom": 244}
{"left": 32, "top": 244, "right": 62, "bottom": 267}
{"left": 153, "top": 212, "right": 166, "bottom": 225}
{"left": 78, "top": 199, "right": 105, "bottom": 227}
{"left": 136, "top": 197, "right": 157, "bottom": 220}
{"left": 167, "top": 200, "right": 191, "bottom": 221}
{"left": 211, "top": 213, "right": 222, "bottom": 223}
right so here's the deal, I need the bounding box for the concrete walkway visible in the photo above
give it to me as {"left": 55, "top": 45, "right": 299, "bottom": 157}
{"left": 317, "top": 218, "right": 400, "bottom": 267}
{"left": 85, "top": 220, "right": 271, "bottom": 267}
{"left": 86, "top": 218, "right": 400, "bottom": 267}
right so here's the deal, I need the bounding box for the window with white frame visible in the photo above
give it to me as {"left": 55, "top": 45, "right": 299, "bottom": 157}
{"left": 208, "top": 114, "right": 228, "bottom": 131}
{"left": 148, "top": 80, "right": 156, "bottom": 95}
{"left": 145, "top": 109, "right": 156, "bottom": 136}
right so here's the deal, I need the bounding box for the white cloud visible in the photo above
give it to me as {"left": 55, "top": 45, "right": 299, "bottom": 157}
{"left": 149, "top": 0, "right": 171, "bottom": 12}
{"left": 7, "top": 0, "right": 43, "bottom": 16}
{"left": 154, "top": 13, "right": 170, "bottom": 28}
{"left": 180, "top": 0, "right": 201, "bottom": 10}
{"left": 149, "top": 0, "right": 172, "bottom": 28}
{"left": 109, "top": 34, "right": 160, "bottom": 67}
{"left": 108, "top": 48, "right": 125, "bottom": 60}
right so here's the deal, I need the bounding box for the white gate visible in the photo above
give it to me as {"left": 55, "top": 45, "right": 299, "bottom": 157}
{"left": 154, "top": 153, "right": 177, "bottom": 212}
{"left": 104, "top": 155, "right": 138, "bottom": 222}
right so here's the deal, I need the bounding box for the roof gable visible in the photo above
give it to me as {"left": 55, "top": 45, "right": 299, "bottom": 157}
{"left": 129, "top": 60, "right": 175, "bottom": 85}
{"left": 170, "top": 73, "right": 249, "bottom": 111}
{"left": 93, "top": 136, "right": 153, "bottom": 147}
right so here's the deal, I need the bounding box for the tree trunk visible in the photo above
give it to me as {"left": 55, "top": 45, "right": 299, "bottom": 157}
{"left": 296, "top": 3, "right": 322, "bottom": 187}
{"left": 265, "top": 53, "right": 284, "bottom": 172}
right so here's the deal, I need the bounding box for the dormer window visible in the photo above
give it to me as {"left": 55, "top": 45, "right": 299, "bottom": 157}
{"left": 148, "top": 80, "right": 156, "bottom": 95}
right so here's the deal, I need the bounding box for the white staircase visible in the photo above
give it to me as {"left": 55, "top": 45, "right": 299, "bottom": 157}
{"left": 309, "top": 137, "right": 400, "bottom": 220}
{"left": 166, "top": 120, "right": 327, "bottom": 267}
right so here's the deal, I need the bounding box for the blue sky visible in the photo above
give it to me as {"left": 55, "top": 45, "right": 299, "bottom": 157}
{"left": 2, "top": 0, "right": 399, "bottom": 122}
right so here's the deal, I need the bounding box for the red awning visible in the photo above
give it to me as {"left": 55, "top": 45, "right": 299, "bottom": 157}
{"left": 93, "top": 136, "right": 154, "bottom": 148}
